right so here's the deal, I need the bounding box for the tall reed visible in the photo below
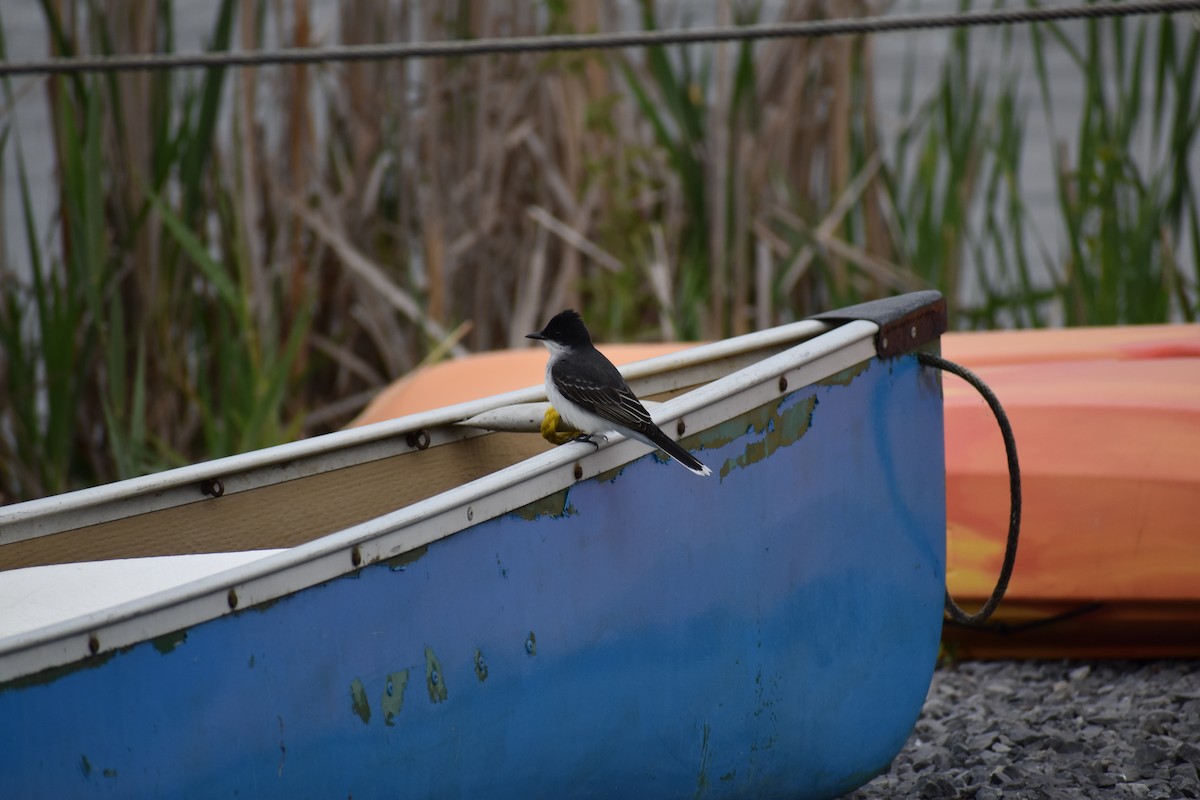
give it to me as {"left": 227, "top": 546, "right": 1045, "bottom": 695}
{"left": 1028, "top": 9, "right": 1199, "bottom": 324}
{"left": 0, "top": 0, "right": 1196, "bottom": 503}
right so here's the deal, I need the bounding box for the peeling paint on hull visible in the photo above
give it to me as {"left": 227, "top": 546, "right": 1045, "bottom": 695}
{"left": 714, "top": 394, "right": 818, "bottom": 480}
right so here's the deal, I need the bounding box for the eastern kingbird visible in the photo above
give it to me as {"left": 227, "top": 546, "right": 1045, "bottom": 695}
{"left": 527, "top": 310, "right": 712, "bottom": 477}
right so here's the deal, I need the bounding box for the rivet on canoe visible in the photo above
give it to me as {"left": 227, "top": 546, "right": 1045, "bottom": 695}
{"left": 779, "top": 375, "right": 788, "bottom": 393}
{"left": 406, "top": 429, "right": 431, "bottom": 450}
{"left": 227, "top": 589, "right": 239, "bottom": 610}
{"left": 467, "top": 506, "right": 474, "bottom": 522}
{"left": 676, "top": 419, "right": 686, "bottom": 437}
{"left": 88, "top": 634, "right": 100, "bottom": 655}
{"left": 525, "top": 632, "right": 537, "bottom": 656}
{"left": 351, "top": 547, "right": 363, "bottom": 567}
{"left": 911, "top": 325, "right": 918, "bottom": 338}
{"left": 200, "top": 478, "right": 224, "bottom": 498}
{"left": 573, "top": 464, "right": 583, "bottom": 480}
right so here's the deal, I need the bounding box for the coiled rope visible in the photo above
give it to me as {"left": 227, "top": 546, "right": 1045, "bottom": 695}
{"left": 1, "top": 1, "right": 1198, "bottom": 77}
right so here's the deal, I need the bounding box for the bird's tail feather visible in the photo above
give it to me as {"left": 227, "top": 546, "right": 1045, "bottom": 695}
{"left": 643, "top": 427, "right": 712, "bottom": 477}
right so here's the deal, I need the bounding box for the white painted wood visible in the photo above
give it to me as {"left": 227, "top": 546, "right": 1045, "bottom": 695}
{"left": 0, "top": 551, "right": 285, "bottom": 640}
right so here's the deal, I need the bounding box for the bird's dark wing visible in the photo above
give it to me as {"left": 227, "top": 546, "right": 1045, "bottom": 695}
{"left": 552, "top": 350, "right": 712, "bottom": 477}
{"left": 551, "top": 357, "right": 655, "bottom": 433}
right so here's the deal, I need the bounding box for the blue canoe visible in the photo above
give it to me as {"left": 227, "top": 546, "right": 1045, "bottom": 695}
{"left": 0, "top": 292, "right": 947, "bottom": 799}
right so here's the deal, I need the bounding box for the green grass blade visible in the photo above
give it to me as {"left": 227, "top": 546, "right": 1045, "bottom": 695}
{"left": 147, "top": 188, "right": 243, "bottom": 315}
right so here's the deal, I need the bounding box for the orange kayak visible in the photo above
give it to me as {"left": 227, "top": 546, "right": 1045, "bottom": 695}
{"left": 940, "top": 325, "right": 1200, "bottom": 658}
{"left": 351, "top": 324, "right": 1200, "bottom": 659}
{"left": 350, "top": 343, "right": 690, "bottom": 426}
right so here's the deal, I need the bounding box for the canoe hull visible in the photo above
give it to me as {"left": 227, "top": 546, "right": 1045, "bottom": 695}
{"left": 1, "top": 355, "right": 944, "bottom": 798}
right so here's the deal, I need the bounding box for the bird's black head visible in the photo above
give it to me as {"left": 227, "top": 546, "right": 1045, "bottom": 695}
{"left": 526, "top": 309, "right": 593, "bottom": 348}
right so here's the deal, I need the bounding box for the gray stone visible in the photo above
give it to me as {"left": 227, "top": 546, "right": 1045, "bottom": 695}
{"left": 1134, "top": 743, "right": 1168, "bottom": 769}
{"left": 840, "top": 661, "right": 1200, "bottom": 800}
{"left": 1173, "top": 741, "right": 1200, "bottom": 765}
{"left": 1140, "top": 711, "right": 1175, "bottom": 735}
{"left": 1172, "top": 761, "right": 1200, "bottom": 784}
{"left": 917, "top": 775, "right": 957, "bottom": 799}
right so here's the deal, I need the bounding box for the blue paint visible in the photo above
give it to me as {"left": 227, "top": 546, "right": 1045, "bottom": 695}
{"left": 0, "top": 354, "right": 944, "bottom": 799}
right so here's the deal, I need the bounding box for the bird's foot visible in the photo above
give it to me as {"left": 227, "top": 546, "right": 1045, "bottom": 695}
{"left": 571, "top": 433, "right": 606, "bottom": 451}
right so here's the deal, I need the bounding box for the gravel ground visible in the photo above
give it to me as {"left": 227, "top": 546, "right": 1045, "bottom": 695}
{"left": 844, "top": 660, "right": 1200, "bottom": 800}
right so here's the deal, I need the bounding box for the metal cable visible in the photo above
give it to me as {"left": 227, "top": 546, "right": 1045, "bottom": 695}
{"left": 1, "top": 0, "right": 1198, "bottom": 77}
{"left": 917, "top": 352, "right": 1022, "bottom": 627}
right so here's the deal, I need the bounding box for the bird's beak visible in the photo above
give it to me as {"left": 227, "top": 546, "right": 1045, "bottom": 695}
{"left": 526, "top": 331, "right": 545, "bottom": 341}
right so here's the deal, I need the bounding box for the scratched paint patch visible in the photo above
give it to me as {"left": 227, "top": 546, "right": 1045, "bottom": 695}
{"left": 150, "top": 630, "right": 187, "bottom": 655}
{"left": 350, "top": 678, "right": 371, "bottom": 724}
{"left": 510, "top": 487, "right": 576, "bottom": 521}
{"left": 383, "top": 544, "right": 429, "bottom": 572}
{"left": 818, "top": 360, "right": 870, "bottom": 387}
{"left": 716, "top": 395, "right": 818, "bottom": 479}
{"left": 696, "top": 722, "right": 712, "bottom": 796}
{"left": 425, "top": 647, "right": 447, "bottom": 703}
{"left": 594, "top": 463, "right": 631, "bottom": 483}
{"left": 381, "top": 670, "right": 409, "bottom": 726}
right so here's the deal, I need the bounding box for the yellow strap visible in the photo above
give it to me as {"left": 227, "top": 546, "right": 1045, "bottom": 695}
{"left": 540, "top": 406, "right": 579, "bottom": 446}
